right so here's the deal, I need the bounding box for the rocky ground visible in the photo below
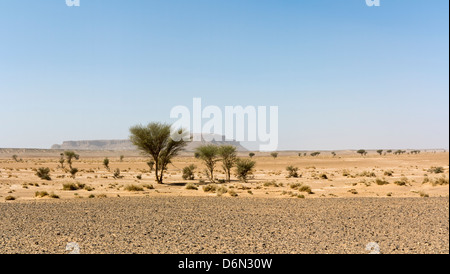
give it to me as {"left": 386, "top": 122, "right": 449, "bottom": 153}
{"left": 0, "top": 197, "right": 448, "bottom": 254}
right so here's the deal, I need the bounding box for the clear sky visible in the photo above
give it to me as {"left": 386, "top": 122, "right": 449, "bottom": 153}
{"left": 0, "top": 0, "right": 448, "bottom": 150}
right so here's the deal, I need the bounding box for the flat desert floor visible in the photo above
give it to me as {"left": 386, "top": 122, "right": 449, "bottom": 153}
{"left": 0, "top": 151, "right": 448, "bottom": 254}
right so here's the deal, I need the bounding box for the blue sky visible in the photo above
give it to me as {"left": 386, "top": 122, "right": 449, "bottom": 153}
{"left": 0, "top": 0, "right": 448, "bottom": 150}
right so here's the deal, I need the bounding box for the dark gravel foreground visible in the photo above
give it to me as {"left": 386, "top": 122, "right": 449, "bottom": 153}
{"left": 0, "top": 197, "right": 448, "bottom": 254}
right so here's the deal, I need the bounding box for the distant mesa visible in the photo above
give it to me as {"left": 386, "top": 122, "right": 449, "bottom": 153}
{"left": 51, "top": 134, "right": 248, "bottom": 152}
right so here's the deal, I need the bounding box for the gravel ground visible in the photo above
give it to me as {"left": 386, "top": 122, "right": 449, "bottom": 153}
{"left": 0, "top": 197, "right": 448, "bottom": 254}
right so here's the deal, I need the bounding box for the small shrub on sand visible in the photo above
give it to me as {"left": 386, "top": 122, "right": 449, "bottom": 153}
{"left": 203, "top": 184, "right": 217, "bottom": 193}
{"left": 348, "top": 189, "right": 358, "bottom": 194}
{"left": 35, "top": 191, "right": 49, "bottom": 198}
{"left": 143, "top": 184, "right": 154, "bottom": 190}
{"left": 36, "top": 167, "right": 51, "bottom": 180}
{"left": 384, "top": 170, "right": 394, "bottom": 176}
{"left": 298, "top": 185, "right": 313, "bottom": 194}
{"left": 124, "top": 184, "right": 144, "bottom": 191}
{"left": 375, "top": 178, "right": 389, "bottom": 185}
{"left": 264, "top": 180, "right": 279, "bottom": 187}
{"left": 428, "top": 167, "right": 444, "bottom": 174}
{"left": 228, "top": 190, "right": 238, "bottom": 197}
{"left": 62, "top": 182, "right": 85, "bottom": 191}
{"left": 185, "top": 183, "right": 198, "bottom": 190}
{"left": 286, "top": 166, "right": 299, "bottom": 178}
{"left": 182, "top": 164, "right": 196, "bottom": 180}
{"left": 432, "top": 176, "right": 449, "bottom": 186}
{"left": 290, "top": 183, "right": 302, "bottom": 189}
{"left": 5, "top": 196, "right": 16, "bottom": 201}
{"left": 394, "top": 177, "right": 409, "bottom": 186}
{"left": 49, "top": 193, "right": 60, "bottom": 199}
{"left": 419, "top": 191, "right": 429, "bottom": 198}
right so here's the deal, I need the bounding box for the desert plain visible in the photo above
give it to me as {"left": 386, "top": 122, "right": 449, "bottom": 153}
{"left": 0, "top": 149, "right": 448, "bottom": 254}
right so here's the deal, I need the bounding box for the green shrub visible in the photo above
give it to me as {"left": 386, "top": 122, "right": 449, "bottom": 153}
{"left": 298, "top": 185, "right": 312, "bottom": 194}
{"left": 286, "top": 166, "right": 299, "bottom": 178}
{"left": 182, "top": 164, "right": 196, "bottom": 180}
{"left": 5, "top": 196, "right": 16, "bottom": 201}
{"left": 36, "top": 167, "right": 51, "bottom": 180}
{"left": 35, "top": 191, "right": 49, "bottom": 198}
{"left": 235, "top": 158, "right": 256, "bottom": 183}
{"left": 202, "top": 184, "right": 217, "bottom": 193}
{"left": 384, "top": 170, "right": 394, "bottom": 176}
{"left": 62, "top": 182, "right": 85, "bottom": 191}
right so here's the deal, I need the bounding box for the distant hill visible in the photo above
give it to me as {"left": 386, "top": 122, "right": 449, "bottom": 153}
{"left": 51, "top": 134, "right": 248, "bottom": 152}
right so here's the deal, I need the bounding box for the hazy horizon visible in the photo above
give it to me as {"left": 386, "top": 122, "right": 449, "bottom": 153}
{"left": 1, "top": 1, "right": 448, "bottom": 150}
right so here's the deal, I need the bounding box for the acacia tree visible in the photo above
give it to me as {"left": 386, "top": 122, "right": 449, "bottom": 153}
{"left": 357, "top": 149, "right": 367, "bottom": 156}
{"left": 103, "top": 158, "right": 110, "bottom": 171}
{"left": 236, "top": 158, "right": 256, "bottom": 183}
{"left": 377, "top": 150, "right": 383, "bottom": 156}
{"left": 64, "top": 151, "right": 79, "bottom": 169}
{"left": 270, "top": 152, "right": 278, "bottom": 159}
{"left": 130, "top": 122, "right": 187, "bottom": 184}
{"left": 219, "top": 145, "right": 237, "bottom": 183}
{"left": 195, "top": 144, "right": 220, "bottom": 183}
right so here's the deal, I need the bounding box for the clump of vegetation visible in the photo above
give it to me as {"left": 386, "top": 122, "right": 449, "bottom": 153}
{"left": 331, "top": 152, "right": 337, "bottom": 157}
{"left": 182, "top": 164, "right": 196, "bottom": 180}
{"left": 64, "top": 151, "right": 79, "bottom": 169}
{"left": 202, "top": 184, "right": 217, "bottom": 193}
{"left": 217, "top": 186, "right": 228, "bottom": 195}
{"left": 130, "top": 122, "right": 188, "bottom": 184}
{"left": 375, "top": 178, "right": 389, "bottom": 185}
{"left": 103, "top": 158, "right": 110, "bottom": 171}
{"left": 195, "top": 144, "right": 220, "bottom": 183}
{"left": 62, "top": 182, "right": 86, "bottom": 191}
{"left": 377, "top": 150, "right": 383, "bottom": 155}
{"left": 424, "top": 176, "right": 449, "bottom": 186}
{"left": 143, "top": 184, "right": 154, "bottom": 189}
{"left": 348, "top": 189, "right": 358, "bottom": 194}
{"left": 342, "top": 170, "right": 352, "bottom": 177}
{"left": 69, "top": 168, "right": 78, "bottom": 179}
{"left": 270, "top": 152, "right": 279, "bottom": 159}
{"left": 185, "top": 183, "right": 198, "bottom": 190}
{"left": 290, "top": 183, "right": 302, "bottom": 189}
{"left": 5, "top": 196, "right": 16, "bottom": 201}
{"left": 264, "top": 180, "right": 280, "bottom": 187}
{"left": 219, "top": 145, "right": 237, "bottom": 182}
{"left": 393, "top": 150, "right": 406, "bottom": 155}
{"left": 394, "top": 177, "right": 409, "bottom": 186}
{"left": 136, "top": 174, "right": 142, "bottom": 180}
{"left": 36, "top": 167, "right": 51, "bottom": 180}
{"left": 320, "top": 173, "right": 328, "bottom": 180}
{"left": 35, "top": 191, "right": 49, "bottom": 198}
{"left": 384, "top": 170, "right": 394, "bottom": 176}
{"left": 357, "top": 149, "right": 367, "bottom": 156}
{"left": 120, "top": 155, "right": 124, "bottom": 162}
{"left": 235, "top": 158, "right": 256, "bottom": 183}
{"left": 286, "top": 166, "right": 299, "bottom": 178}
{"left": 124, "top": 184, "right": 144, "bottom": 191}
{"left": 419, "top": 191, "right": 429, "bottom": 198}
{"left": 249, "top": 152, "right": 255, "bottom": 158}
{"left": 310, "top": 152, "right": 321, "bottom": 157}
{"left": 358, "top": 171, "right": 376, "bottom": 178}
{"left": 49, "top": 193, "right": 60, "bottom": 199}
{"left": 228, "top": 190, "right": 238, "bottom": 197}
{"left": 113, "top": 168, "right": 123, "bottom": 179}
{"left": 298, "top": 185, "right": 313, "bottom": 194}
{"left": 428, "top": 167, "right": 444, "bottom": 174}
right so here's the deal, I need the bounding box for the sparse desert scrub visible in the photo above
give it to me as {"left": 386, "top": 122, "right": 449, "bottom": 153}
{"left": 35, "top": 191, "right": 49, "bottom": 198}
{"left": 270, "top": 152, "right": 278, "bottom": 159}
{"left": 310, "top": 152, "right": 321, "bottom": 157}
{"left": 5, "top": 195, "right": 16, "bottom": 201}
{"left": 348, "top": 189, "right": 358, "bottom": 194}
{"left": 419, "top": 191, "right": 429, "bottom": 198}
{"left": 62, "top": 182, "right": 86, "bottom": 191}
{"left": 202, "top": 184, "right": 217, "bottom": 193}
{"left": 384, "top": 170, "right": 394, "bottom": 176}
{"left": 228, "top": 189, "right": 238, "bottom": 197}
{"left": 375, "top": 178, "right": 389, "bottom": 185}
{"left": 69, "top": 167, "right": 78, "bottom": 179}
{"left": 143, "top": 184, "right": 154, "bottom": 189}
{"left": 182, "top": 164, "right": 196, "bottom": 180}
{"left": 264, "top": 180, "right": 280, "bottom": 187}
{"left": 428, "top": 167, "right": 445, "bottom": 174}
{"left": 286, "top": 166, "right": 299, "bottom": 178}
{"left": 394, "top": 177, "right": 409, "bottom": 186}
{"left": 36, "top": 167, "right": 51, "bottom": 180}
{"left": 124, "top": 184, "right": 144, "bottom": 191}
{"left": 185, "top": 183, "right": 198, "bottom": 190}
{"left": 235, "top": 158, "right": 256, "bottom": 183}
{"left": 195, "top": 144, "right": 220, "bottom": 183}
{"left": 358, "top": 171, "right": 376, "bottom": 177}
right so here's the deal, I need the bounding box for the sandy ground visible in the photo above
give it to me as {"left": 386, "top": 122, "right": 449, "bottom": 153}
{"left": 0, "top": 197, "right": 448, "bottom": 254}
{"left": 0, "top": 151, "right": 448, "bottom": 201}
{"left": 0, "top": 151, "right": 448, "bottom": 254}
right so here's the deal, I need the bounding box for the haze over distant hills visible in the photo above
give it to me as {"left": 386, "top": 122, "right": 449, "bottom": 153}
{"left": 51, "top": 134, "right": 248, "bottom": 152}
